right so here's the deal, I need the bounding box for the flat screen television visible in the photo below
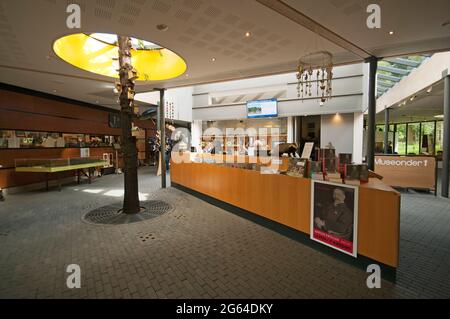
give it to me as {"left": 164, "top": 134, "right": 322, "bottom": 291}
{"left": 246, "top": 98, "right": 278, "bottom": 118}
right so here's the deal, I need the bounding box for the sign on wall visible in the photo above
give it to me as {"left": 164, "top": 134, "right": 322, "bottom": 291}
{"left": 311, "top": 180, "right": 358, "bottom": 257}
{"left": 375, "top": 155, "right": 436, "bottom": 190}
{"left": 301, "top": 142, "right": 314, "bottom": 159}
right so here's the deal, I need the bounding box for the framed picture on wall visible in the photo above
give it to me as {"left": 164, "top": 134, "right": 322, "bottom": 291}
{"left": 310, "top": 180, "right": 358, "bottom": 257}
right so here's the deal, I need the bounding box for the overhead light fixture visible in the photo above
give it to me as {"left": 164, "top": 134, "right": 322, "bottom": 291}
{"left": 297, "top": 51, "right": 334, "bottom": 103}
{"left": 410, "top": 96, "right": 415, "bottom": 101}
{"left": 427, "top": 86, "right": 433, "bottom": 93}
{"left": 245, "top": 32, "right": 251, "bottom": 37}
{"left": 211, "top": 57, "right": 216, "bottom": 62}
{"left": 389, "top": 31, "right": 394, "bottom": 35}
{"left": 434, "top": 115, "right": 444, "bottom": 119}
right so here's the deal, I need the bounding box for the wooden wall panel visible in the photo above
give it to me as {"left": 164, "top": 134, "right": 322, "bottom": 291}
{"left": 0, "top": 87, "right": 156, "bottom": 188}
{"left": 0, "top": 108, "right": 120, "bottom": 135}
{"left": 0, "top": 147, "right": 114, "bottom": 188}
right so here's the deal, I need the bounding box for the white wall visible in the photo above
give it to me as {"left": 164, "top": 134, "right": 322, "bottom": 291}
{"left": 287, "top": 117, "right": 294, "bottom": 143}
{"left": 192, "top": 63, "right": 365, "bottom": 121}
{"left": 166, "top": 87, "right": 193, "bottom": 122}
{"left": 353, "top": 112, "right": 364, "bottom": 164}
{"left": 135, "top": 87, "right": 193, "bottom": 122}
{"left": 191, "top": 120, "right": 202, "bottom": 152}
{"left": 321, "top": 113, "right": 355, "bottom": 155}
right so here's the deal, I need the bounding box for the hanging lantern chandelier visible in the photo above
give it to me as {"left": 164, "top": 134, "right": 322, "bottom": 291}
{"left": 296, "top": 51, "right": 334, "bottom": 103}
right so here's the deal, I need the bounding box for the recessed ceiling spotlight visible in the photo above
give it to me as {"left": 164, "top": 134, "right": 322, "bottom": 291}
{"left": 245, "top": 32, "right": 251, "bottom": 37}
{"left": 211, "top": 57, "right": 216, "bottom": 62}
{"left": 53, "top": 89, "right": 57, "bottom": 93}
{"left": 388, "top": 31, "right": 394, "bottom": 35}
{"left": 156, "top": 24, "right": 169, "bottom": 31}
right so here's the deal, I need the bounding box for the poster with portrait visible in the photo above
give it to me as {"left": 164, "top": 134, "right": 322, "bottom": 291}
{"left": 310, "top": 180, "right": 358, "bottom": 257}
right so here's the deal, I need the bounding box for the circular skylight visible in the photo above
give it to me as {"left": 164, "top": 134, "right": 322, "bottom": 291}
{"left": 88, "top": 33, "right": 162, "bottom": 50}
{"left": 53, "top": 33, "right": 186, "bottom": 81}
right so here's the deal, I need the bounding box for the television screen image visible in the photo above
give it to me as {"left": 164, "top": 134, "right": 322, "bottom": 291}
{"left": 246, "top": 99, "right": 278, "bottom": 118}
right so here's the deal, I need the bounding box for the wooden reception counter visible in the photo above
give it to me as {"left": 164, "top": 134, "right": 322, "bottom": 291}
{"left": 170, "top": 154, "right": 400, "bottom": 268}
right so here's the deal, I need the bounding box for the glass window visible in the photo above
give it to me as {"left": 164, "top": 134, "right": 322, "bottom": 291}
{"left": 406, "top": 123, "right": 420, "bottom": 155}
{"left": 420, "top": 122, "right": 435, "bottom": 155}
{"left": 436, "top": 121, "right": 444, "bottom": 155}
{"left": 375, "top": 125, "right": 384, "bottom": 153}
{"left": 395, "top": 124, "right": 407, "bottom": 155}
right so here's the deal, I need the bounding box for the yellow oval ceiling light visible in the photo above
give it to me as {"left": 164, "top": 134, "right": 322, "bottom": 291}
{"left": 53, "top": 33, "right": 187, "bottom": 81}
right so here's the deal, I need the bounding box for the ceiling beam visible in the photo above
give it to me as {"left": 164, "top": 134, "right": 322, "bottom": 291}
{"left": 385, "top": 58, "right": 420, "bottom": 67}
{"left": 377, "top": 81, "right": 394, "bottom": 88}
{"left": 378, "top": 65, "right": 410, "bottom": 76}
{"left": 377, "top": 73, "right": 401, "bottom": 82}
{"left": 255, "top": 0, "right": 373, "bottom": 59}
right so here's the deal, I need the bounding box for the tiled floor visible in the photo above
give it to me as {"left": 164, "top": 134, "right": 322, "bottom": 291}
{"left": 0, "top": 168, "right": 449, "bottom": 298}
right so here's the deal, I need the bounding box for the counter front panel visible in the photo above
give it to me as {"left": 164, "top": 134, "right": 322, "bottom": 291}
{"left": 171, "top": 159, "right": 400, "bottom": 268}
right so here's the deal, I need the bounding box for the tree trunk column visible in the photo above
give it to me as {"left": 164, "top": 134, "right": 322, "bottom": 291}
{"left": 118, "top": 35, "right": 140, "bottom": 214}
{"left": 159, "top": 89, "right": 167, "bottom": 189}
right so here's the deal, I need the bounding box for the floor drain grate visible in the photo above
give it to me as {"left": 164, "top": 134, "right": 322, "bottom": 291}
{"left": 82, "top": 200, "right": 173, "bottom": 225}
{"left": 138, "top": 233, "right": 156, "bottom": 243}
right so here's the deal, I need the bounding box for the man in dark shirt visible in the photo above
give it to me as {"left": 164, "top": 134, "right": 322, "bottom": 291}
{"left": 314, "top": 188, "right": 353, "bottom": 241}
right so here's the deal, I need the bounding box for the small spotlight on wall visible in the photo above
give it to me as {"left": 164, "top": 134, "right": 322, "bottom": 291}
{"left": 427, "top": 86, "right": 433, "bottom": 93}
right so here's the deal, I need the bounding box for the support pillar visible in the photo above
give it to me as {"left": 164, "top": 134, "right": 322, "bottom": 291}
{"left": 384, "top": 107, "right": 390, "bottom": 154}
{"left": 442, "top": 75, "right": 450, "bottom": 198}
{"left": 366, "top": 57, "right": 378, "bottom": 170}
{"left": 158, "top": 89, "right": 167, "bottom": 189}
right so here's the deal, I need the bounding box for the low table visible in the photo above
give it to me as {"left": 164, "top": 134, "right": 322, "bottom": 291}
{"left": 16, "top": 161, "right": 109, "bottom": 191}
